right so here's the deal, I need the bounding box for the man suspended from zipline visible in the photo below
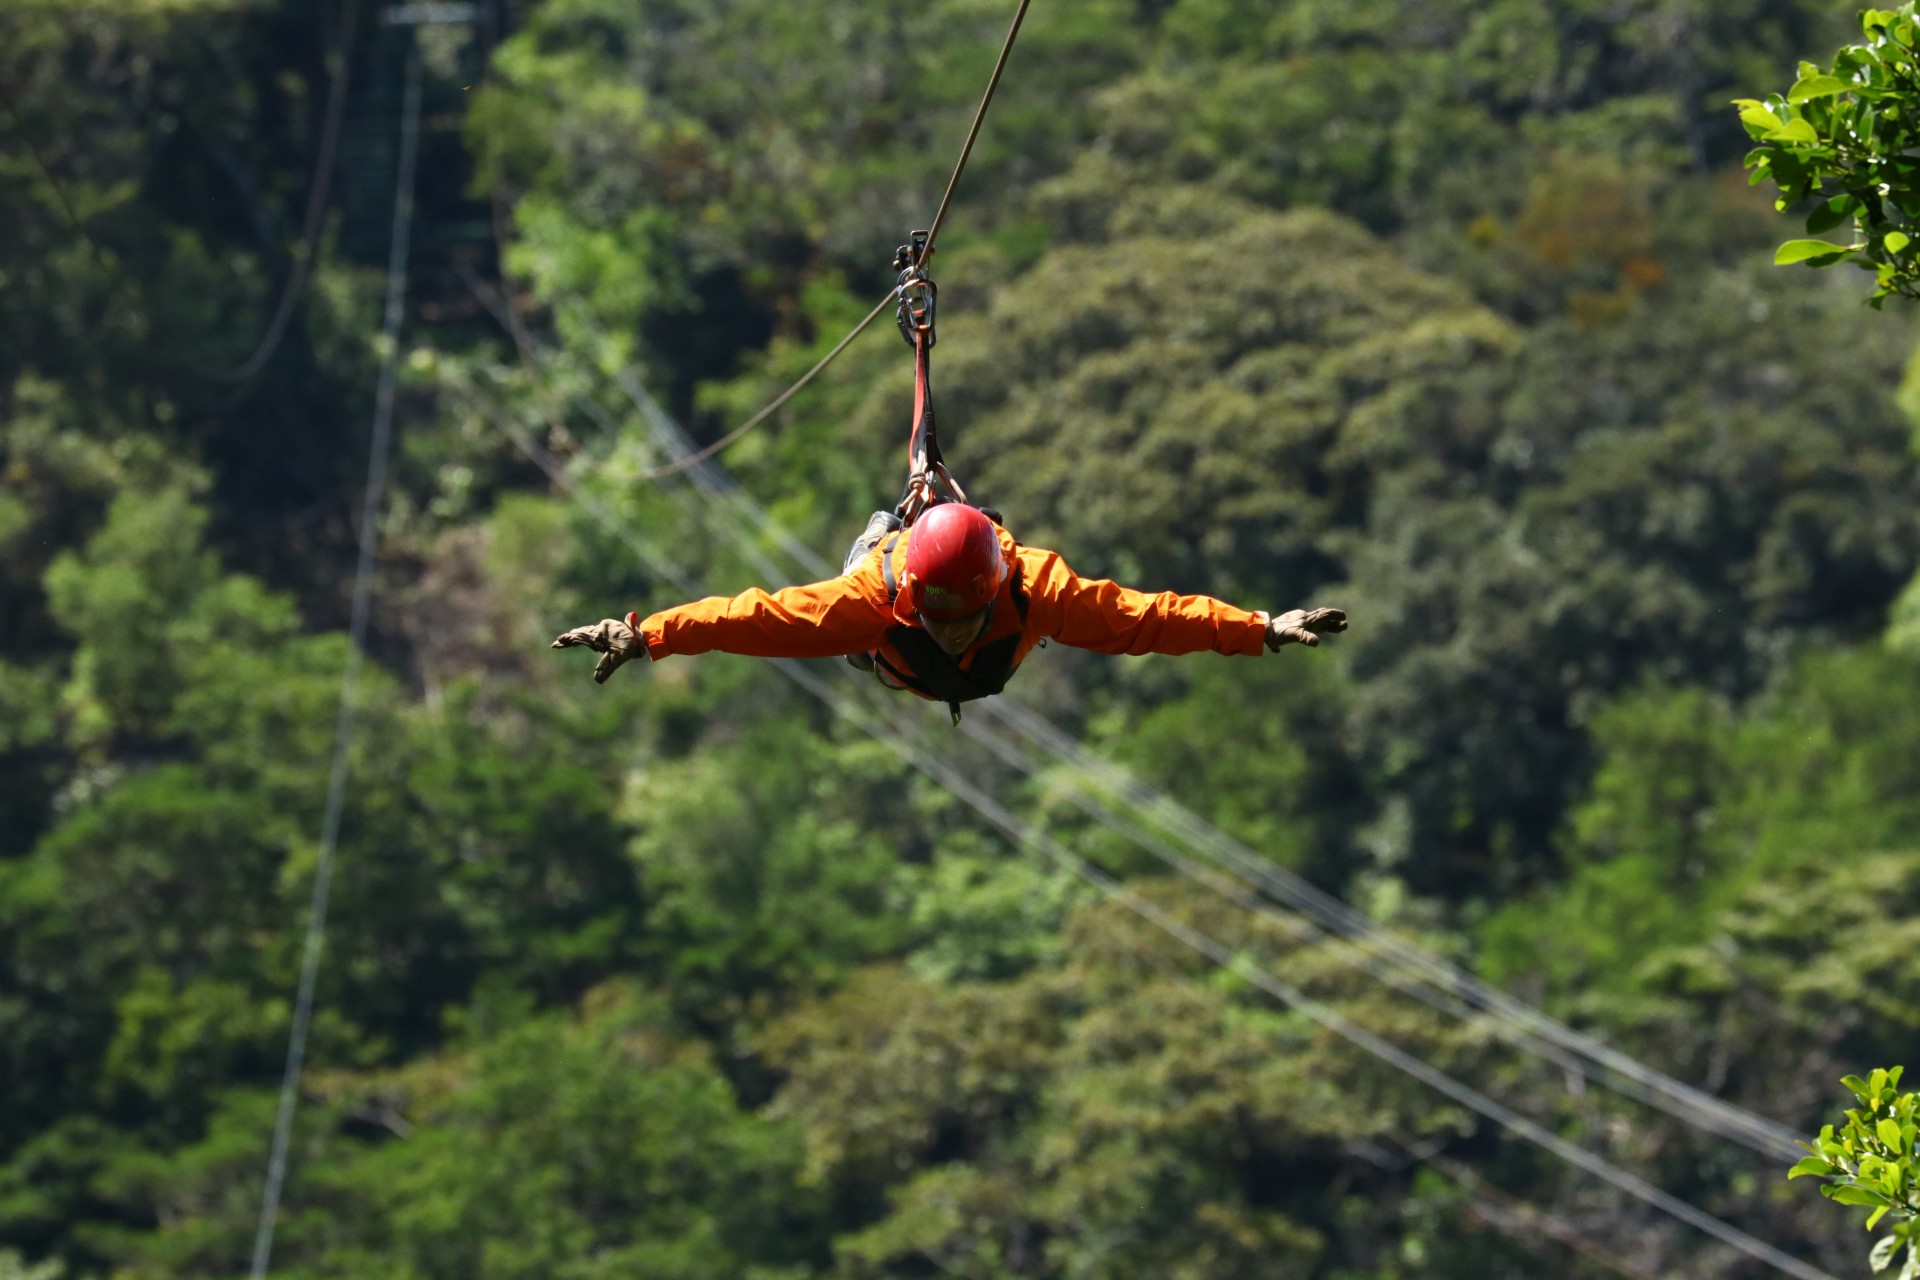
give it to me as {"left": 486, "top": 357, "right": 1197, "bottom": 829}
{"left": 551, "top": 232, "right": 1346, "bottom": 719}
{"left": 553, "top": 501, "right": 1345, "bottom": 718}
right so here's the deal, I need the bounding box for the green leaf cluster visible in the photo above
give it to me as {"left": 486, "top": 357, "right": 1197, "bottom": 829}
{"left": 1738, "top": 5, "right": 1920, "bottom": 305}
{"left": 1792, "top": 1069, "right": 1920, "bottom": 1279}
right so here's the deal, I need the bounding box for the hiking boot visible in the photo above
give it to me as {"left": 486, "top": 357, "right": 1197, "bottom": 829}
{"left": 842, "top": 509, "right": 903, "bottom": 575}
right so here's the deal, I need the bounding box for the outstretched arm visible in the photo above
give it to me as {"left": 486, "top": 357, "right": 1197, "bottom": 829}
{"left": 1024, "top": 547, "right": 1344, "bottom": 656}
{"left": 553, "top": 574, "right": 894, "bottom": 682}
{"left": 637, "top": 577, "right": 893, "bottom": 659}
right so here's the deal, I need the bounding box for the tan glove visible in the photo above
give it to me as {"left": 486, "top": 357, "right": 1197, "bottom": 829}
{"left": 1264, "top": 607, "right": 1347, "bottom": 651}
{"left": 551, "top": 611, "right": 648, "bottom": 683}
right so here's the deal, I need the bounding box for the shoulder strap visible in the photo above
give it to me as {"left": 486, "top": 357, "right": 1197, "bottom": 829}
{"left": 881, "top": 531, "right": 901, "bottom": 602}
{"left": 869, "top": 536, "right": 1029, "bottom": 724}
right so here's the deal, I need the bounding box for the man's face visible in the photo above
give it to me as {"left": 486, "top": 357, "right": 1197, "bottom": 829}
{"left": 918, "top": 608, "right": 990, "bottom": 655}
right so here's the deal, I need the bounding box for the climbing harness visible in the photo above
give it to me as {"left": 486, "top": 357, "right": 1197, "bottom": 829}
{"left": 870, "top": 526, "right": 1030, "bottom": 724}
{"left": 839, "top": 233, "right": 1023, "bottom": 720}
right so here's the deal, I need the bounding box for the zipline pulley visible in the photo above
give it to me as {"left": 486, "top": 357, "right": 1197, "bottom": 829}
{"left": 894, "top": 230, "right": 935, "bottom": 348}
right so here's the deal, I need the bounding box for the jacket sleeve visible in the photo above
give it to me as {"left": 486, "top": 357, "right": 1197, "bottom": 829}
{"left": 1020, "top": 546, "right": 1267, "bottom": 657}
{"left": 637, "top": 570, "right": 894, "bottom": 660}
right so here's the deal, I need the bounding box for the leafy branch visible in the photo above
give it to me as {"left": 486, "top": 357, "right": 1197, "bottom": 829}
{"left": 1737, "top": 5, "right": 1920, "bottom": 307}
{"left": 1790, "top": 1067, "right": 1920, "bottom": 1278}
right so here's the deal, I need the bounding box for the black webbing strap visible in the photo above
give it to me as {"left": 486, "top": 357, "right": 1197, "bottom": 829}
{"left": 881, "top": 531, "right": 901, "bottom": 599}
{"left": 868, "top": 555, "right": 1030, "bottom": 725}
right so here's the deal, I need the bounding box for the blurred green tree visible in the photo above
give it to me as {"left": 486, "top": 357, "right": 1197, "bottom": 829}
{"left": 98, "top": 984, "right": 822, "bottom": 1280}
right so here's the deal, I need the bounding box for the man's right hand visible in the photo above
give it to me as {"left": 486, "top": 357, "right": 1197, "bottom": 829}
{"left": 551, "top": 612, "right": 647, "bottom": 683}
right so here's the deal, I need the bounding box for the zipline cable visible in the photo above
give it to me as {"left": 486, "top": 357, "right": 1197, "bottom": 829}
{"left": 458, "top": 282, "right": 831, "bottom": 576}
{"left": 214, "top": 0, "right": 364, "bottom": 383}
{"left": 1354, "top": 1132, "right": 1665, "bottom": 1280}
{"left": 567, "top": 332, "right": 1809, "bottom": 1164}
{"left": 629, "top": 0, "right": 1031, "bottom": 476}
{"left": 455, "top": 382, "right": 1836, "bottom": 1280}
{"left": 921, "top": 0, "right": 1032, "bottom": 265}
{"left": 640, "top": 286, "right": 898, "bottom": 479}
{"left": 985, "top": 694, "right": 1810, "bottom": 1161}
{"left": 943, "top": 712, "right": 1761, "bottom": 1121}
{"left": 595, "top": 317, "right": 855, "bottom": 572}
{"left": 249, "top": 43, "right": 422, "bottom": 1280}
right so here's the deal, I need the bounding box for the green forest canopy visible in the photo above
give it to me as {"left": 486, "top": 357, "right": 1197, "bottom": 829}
{"left": 4, "top": 0, "right": 1920, "bottom": 1277}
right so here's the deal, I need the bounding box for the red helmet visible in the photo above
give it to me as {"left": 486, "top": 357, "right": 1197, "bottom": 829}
{"left": 904, "top": 504, "right": 1005, "bottom": 619}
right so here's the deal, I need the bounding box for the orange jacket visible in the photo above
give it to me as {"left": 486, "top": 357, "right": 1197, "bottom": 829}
{"left": 637, "top": 525, "right": 1267, "bottom": 693}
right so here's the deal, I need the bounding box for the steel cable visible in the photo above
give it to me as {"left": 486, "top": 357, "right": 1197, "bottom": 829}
{"left": 639, "top": 286, "right": 898, "bottom": 479}
{"left": 214, "top": 0, "right": 363, "bottom": 383}
{"left": 921, "top": 0, "right": 1033, "bottom": 264}
{"left": 249, "top": 43, "right": 422, "bottom": 1280}
{"left": 983, "top": 694, "right": 1809, "bottom": 1161}
{"left": 627, "top": 0, "right": 1033, "bottom": 474}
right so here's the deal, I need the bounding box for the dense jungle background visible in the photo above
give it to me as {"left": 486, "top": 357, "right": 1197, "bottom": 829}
{"left": 7, "top": 0, "right": 1920, "bottom": 1277}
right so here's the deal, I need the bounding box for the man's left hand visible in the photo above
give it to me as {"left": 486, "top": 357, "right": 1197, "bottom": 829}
{"left": 1265, "top": 607, "right": 1347, "bottom": 650}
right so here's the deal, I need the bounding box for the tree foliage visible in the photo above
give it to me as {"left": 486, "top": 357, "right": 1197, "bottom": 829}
{"left": 4, "top": 1, "right": 1919, "bottom": 1278}
{"left": 1739, "top": 4, "right": 1920, "bottom": 305}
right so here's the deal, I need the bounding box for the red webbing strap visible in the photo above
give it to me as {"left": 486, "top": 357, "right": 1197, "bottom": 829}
{"left": 897, "top": 285, "right": 963, "bottom": 525}
{"left": 893, "top": 238, "right": 966, "bottom": 526}
{"left": 908, "top": 326, "right": 938, "bottom": 476}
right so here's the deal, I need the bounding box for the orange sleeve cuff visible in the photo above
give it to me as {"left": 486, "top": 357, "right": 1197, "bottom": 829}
{"left": 637, "top": 612, "right": 673, "bottom": 662}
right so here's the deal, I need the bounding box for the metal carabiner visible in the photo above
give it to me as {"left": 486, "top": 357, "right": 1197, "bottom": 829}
{"left": 894, "top": 230, "right": 936, "bottom": 348}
